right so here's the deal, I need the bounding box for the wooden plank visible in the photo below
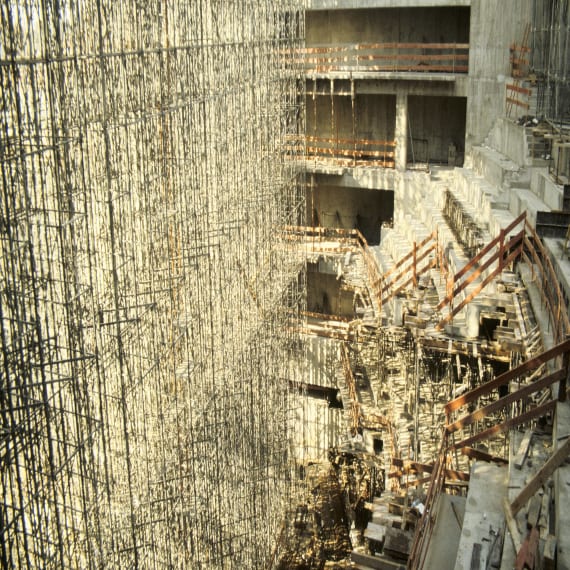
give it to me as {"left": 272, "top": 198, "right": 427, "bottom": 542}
{"left": 538, "top": 487, "right": 550, "bottom": 539}
{"left": 544, "top": 534, "right": 556, "bottom": 570}
{"left": 514, "top": 429, "right": 534, "bottom": 469}
{"left": 384, "top": 527, "right": 412, "bottom": 561}
{"left": 504, "top": 497, "right": 522, "bottom": 553}
{"left": 510, "top": 436, "right": 570, "bottom": 515}
{"left": 402, "top": 476, "right": 432, "bottom": 488}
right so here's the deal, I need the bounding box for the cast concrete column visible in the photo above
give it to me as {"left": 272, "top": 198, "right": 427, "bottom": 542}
{"left": 395, "top": 92, "right": 408, "bottom": 171}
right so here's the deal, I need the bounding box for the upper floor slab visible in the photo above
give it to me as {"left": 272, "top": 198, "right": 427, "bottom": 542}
{"left": 308, "top": 1, "right": 471, "bottom": 10}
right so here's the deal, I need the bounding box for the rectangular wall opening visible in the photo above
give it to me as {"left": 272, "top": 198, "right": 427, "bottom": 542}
{"left": 307, "top": 7, "right": 470, "bottom": 45}
{"left": 307, "top": 180, "right": 394, "bottom": 245}
{"left": 407, "top": 95, "right": 467, "bottom": 166}
{"left": 307, "top": 261, "right": 356, "bottom": 318}
{"left": 306, "top": 94, "right": 397, "bottom": 168}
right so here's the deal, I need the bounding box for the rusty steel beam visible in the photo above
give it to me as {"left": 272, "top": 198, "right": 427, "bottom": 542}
{"left": 437, "top": 212, "right": 526, "bottom": 310}
{"left": 525, "top": 221, "right": 570, "bottom": 338}
{"left": 445, "top": 338, "right": 570, "bottom": 414}
{"left": 446, "top": 368, "right": 566, "bottom": 434}
{"left": 303, "top": 134, "right": 396, "bottom": 148}
{"left": 408, "top": 430, "right": 449, "bottom": 570}
{"left": 437, "top": 229, "right": 524, "bottom": 311}
{"left": 380, "top": 231, "right": 436, "bottom": 287}
{"left": 450, "top": 400, "right": 557, "bottom": 450}
{"left": 460, "top": 446, "right": 508, "bottom": 465}
{"left": 385, "top": 258, "right": 437, "bottom": 302}
{"left": 437, "top": 241, "right": 523, "bottom": 330}
{"left": 391, "top": 459, "right": 469, "bottom": 481}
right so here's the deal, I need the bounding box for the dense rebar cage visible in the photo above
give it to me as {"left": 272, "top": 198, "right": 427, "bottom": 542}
{"left": 531, "top": 0, "right": 570, "bottom": 122}
{"left": 0, "top": 1, "right": 305, "bottom": 568}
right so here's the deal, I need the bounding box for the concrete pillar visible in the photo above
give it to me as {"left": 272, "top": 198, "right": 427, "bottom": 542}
{"left": 395, "top": 92, "right": 408, "bottom": 171}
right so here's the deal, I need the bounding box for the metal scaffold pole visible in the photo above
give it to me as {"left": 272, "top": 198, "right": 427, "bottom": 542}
{"left": 0, "top": 1, "right": 306, "bottom": 568}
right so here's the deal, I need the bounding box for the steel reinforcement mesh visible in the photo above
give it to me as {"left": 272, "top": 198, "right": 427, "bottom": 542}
{"left": 0, "top": 1, "right": 305, "bottom": 568}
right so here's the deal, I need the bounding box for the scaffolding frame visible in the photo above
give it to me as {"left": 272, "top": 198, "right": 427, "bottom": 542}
{"left": 531, "top": 0, "right": 570, "bottom": 124}
{"left": 0, "top": 1, "right": 305, "bottom": 568}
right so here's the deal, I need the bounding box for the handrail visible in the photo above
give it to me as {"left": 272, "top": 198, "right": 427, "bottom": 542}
{"left": 436, "top": 231, "right": 525, "bottom": 329}
{"left": 445, "top": 337, "right": 570, "bottom": 414}
{"left": 407, "top": 428, "right": 449, "bottom": 569}
{"left": 285, "top": 42, "right": 469, "bottom": 74}
{"left": 378, "top": 232, "right": 439, "bottom": 305}
{"left": 523, "top": 219, "right": 570, "bottom": 343}
{"left": 283, "top": 134, "right": 396, "bottom": 168}
{"left": 409, "top": 338, "right": 570, "bottom": 569}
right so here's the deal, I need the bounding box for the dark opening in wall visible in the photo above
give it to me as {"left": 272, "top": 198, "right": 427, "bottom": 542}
{"left": 408, "top": 96, "right": 467, "bottom": 166}
{"left": 307, "top": 182, "right": 394, "bottom": 245}
{"left": 289, "top": 380, "right": 343, "bottom": 409}
{"left": 306, "top": 7, "right": 470, "bottom": 46}
{"left": 307, "top": 261, "right": 356, "bottom": 317}
{"left": 373, "top": 437, "right": 384, "bottom": 454}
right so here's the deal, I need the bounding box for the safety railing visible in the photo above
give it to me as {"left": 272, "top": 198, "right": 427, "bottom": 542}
{"left": 436, "top": 212, "right": 527, "bottom": 329}
{"left": 409, "top": 337, "right": 570, "bottom": 569}
{"left": 285, "top": 42, "right": 469, "bottom": 74}
{"left": 378, "top": 231, "right": 439, "bottom": 306}
{"left": 283, "top": 134, "right": 396, "bottom": 168}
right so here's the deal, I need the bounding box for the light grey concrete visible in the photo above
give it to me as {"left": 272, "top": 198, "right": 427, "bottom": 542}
{"left": 465, "top": 0, "right": 532, "bottom": 149}
{"left": 453, "top": 462, "right": 508, "bottom": 570}
{"left": 307, "top": 93, "right": 396, "bottom": 142}
{"left": 422, "top": 494, "right": 466, "bottom": 570}
{"left": 408, "top": 95, "right": 467, "bottom": 164}
{"left": 306, "top": 5, "right": 470, "bottom": 45}
{"left": 308, "top": 181, "right": 394, "bottom": 242}
{"left": 530, "top": 169, "right": 564, "bottom": 211}
{"left": 486, "top": 118, "right": 529, "bottom": 167}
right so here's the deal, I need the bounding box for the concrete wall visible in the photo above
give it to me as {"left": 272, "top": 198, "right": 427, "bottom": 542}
{"left": 408, "top": 95, "right": 466, "bottom": 163}
{"left": 306, "top": 6, "right": 469, "bottom": 45}
{"left": 307, "top": 94, "right": 396, "bottom": 140}
{"left": 465, "top": 0, "right": 533, "bottom": 147}
{"left": 308, "top": 182, "right": 395, "bottom": 243}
